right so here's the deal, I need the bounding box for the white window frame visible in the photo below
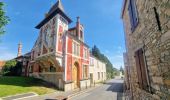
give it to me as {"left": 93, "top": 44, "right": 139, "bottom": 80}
{"left": 72, "top": 41, "right": 80, "bottom": 56}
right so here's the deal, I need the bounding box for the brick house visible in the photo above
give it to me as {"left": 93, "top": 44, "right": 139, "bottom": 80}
{"left": 121, "top": 0, "right": 170, "bottom": 99}
{"left": 29, "top": 0, "right": 90, "bottom": 91}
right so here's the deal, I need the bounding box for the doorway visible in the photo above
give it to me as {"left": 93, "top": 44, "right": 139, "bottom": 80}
{"left": 72, "top": 62, "right": 79, "bottom": 89}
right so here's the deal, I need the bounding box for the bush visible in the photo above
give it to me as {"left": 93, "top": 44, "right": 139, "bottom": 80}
{"left": 2, "top": 60, "right": 22, "bottom": 76}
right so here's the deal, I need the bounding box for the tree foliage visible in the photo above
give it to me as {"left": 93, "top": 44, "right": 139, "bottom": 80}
{"left": 2, "top": 60, "right": 23, "bottom": 76}
{"left": 91, "top": 45, "right": 119, "bottom": 79}
{"left": 0, "top": 2, "right": 9, "bottom": 36}
{"left": 119, "top": 66, "right": 124, "bottom": 75}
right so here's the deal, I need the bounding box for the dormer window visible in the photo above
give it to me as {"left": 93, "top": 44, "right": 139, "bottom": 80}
{"left": 80, "top": 30, "right": 83, "bottom": 39}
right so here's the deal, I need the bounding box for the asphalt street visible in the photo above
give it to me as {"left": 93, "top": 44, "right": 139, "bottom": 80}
{"left": 70, "top": 79, "right": 124, "bottom": 100}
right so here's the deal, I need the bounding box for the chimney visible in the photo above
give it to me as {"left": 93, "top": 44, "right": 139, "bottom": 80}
{"left": 17, "top": 42, "right": 22, "bottom": 57}
{"left": 76, "top": 16, "right": 80, "bottom": 38}
{"left": 77, "top": 16, "right": 80, "bottom": 24}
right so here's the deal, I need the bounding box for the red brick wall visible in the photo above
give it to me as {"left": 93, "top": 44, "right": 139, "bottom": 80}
{"left": 66, "top": 37, "right": 89, "bottom": 81}
{"left": 67, "top": 38, "right": 72, "bottom": 54}
{"left": 67, "top": 55, "right": 72, "bottom": 81}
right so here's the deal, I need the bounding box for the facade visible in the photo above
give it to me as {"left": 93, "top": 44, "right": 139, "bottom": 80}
{"left": 123, "top": 52, "right": 131, "bottom": 98}
{"left": 122, "top": 0, "right": 170, "bottom": 99}
{"left": 29, "top": 0, "right": 90, "bottom": 91}
{"left": 15, "top": 52, "right": 31, "bottom": 76}
{"left": 89, "top": 55, "right": 106, "bottom": 84}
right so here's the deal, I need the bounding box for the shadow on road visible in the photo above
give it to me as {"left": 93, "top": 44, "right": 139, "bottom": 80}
{"left": 117, "top": 92, "right": 124, "bottom": 100}
{"left": 105, "top": 81, "right": 124, "bottom": 100}
{"left": 105, "top": 83, "right": 123, "bottom": 92}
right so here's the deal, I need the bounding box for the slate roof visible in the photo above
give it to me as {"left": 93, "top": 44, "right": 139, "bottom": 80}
{"left": 48, "top": 0, "right": 65, "bottom": 15}
{"left": 36, "top": 0, "right": 72, "bottom": 29}
{"left": 15, "top": 52, "right": 31, "bottom": 59}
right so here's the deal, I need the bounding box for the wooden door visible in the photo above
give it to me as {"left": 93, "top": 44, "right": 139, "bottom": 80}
{"left": 73, "top": 65, "right": 78, "bottom": 89}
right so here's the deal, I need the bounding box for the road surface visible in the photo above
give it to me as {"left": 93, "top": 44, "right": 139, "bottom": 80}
{"left": 70, "top": 79, "right": 124, "bottom": 100}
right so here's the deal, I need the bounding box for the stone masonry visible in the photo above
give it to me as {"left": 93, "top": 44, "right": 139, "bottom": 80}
{"left": 122, "top": 0, "right": 170, "bottom": 99}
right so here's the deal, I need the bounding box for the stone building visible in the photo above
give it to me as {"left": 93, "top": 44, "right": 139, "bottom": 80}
{"left": 121, "top": 0, "right": 170, "bottom": 99}
{"left": 29, "top": 0, "right": 90, "bottom": 91}
{"left": 89, "top": 55, "right": 106, "bottom": 85}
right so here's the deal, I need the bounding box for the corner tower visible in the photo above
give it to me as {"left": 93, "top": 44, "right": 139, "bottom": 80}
{"left": 35, "top": 0, "right": 72, "bottom": 55}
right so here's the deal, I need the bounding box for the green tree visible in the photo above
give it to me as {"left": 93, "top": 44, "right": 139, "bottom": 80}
{"left": 2, "top": 60, "right": 17, "bottom": 75}
{"left": 0, "top": 2, "right": 9, "bottom": 36}
{"left": 91, "top": 45, "right": 119, "bottom": 79}
{"left": 119, "top": 66, "right": 124, "bottom": 75}
{"left": 2, "top": 60, "right": 22, "bottom": 76}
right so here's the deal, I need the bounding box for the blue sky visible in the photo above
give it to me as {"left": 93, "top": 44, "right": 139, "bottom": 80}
{"left": 0, "top": 0, "right": 125, "bottom": 69}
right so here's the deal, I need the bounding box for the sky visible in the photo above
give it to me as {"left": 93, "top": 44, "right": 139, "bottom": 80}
{"left": 0, "top": 0, "right": 125, "bottom": 69}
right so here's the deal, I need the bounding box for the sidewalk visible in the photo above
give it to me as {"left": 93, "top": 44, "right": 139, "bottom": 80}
{"left": 19, "top": 84, "right": 102, "bottom": 100}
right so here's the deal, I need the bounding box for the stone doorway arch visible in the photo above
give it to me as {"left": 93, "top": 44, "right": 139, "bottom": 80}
{"left": 72, "top": 62, "right": 80, "bottom": 89}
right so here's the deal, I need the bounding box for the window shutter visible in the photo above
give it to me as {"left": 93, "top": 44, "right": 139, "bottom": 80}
{"left": 135, "top": 51, "right": 143, "bottom": 88}
{"left": 131, "top": 0, "right": 138, "bottom": 27}
{"left": 138, "top": 49, "right": 149, "bottom": 91}
{"left": 128, "top": 1, "right": 135, "bottom": 31}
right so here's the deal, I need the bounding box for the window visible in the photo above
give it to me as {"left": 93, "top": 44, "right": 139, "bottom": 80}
{"left": 80, "top": 30, "right": 83, "bottom": 39}
{"left": 98, "top": 72, "right": 100, "bottom": 80}
{"left": 97, "top": 61, "right": 99, "bottom": 68}
{"left": 76, "top": 32, "right": 78, "bottom": 37}
{"left": 83, "top": 65, "right": 88, "bottom": 79}
{"left": 72, "top": 42, "right": 80, "bottom": 56}
{"left": 90, "top": 58, "right": 94, "bottom": 66}
{"left": 83, "top": 48, "right": 88, "bottom": 59}
{"left": 29, "top": 66, "right": 33, "bottom": 73}
{"left": 128, "top": 0, "right": 138, "bottom": 32}
{"left": 135, "top": 48, "right": 149, "bottom": 91}
{"left": 102, "top": 72, "right": 103, "bottom": 79}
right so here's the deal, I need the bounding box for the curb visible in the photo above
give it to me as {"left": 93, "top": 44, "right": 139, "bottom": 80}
{"left": 1, "top": 92, "right": 38, "bottom": 100}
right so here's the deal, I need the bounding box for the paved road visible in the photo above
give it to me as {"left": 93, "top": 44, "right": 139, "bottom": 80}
{"left": 70, "top": 79, "right": 124, "bottom": 100}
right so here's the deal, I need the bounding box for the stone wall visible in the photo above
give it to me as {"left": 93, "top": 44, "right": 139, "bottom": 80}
{"left": 30, "top": 72, "right": 64, "bottom": 90}
{"left": 80, "top": 79, "right": 90, "bottom": 89}
{"left": 122, "top": 0, "right": 170, "bottom": 99}
{"left": 64, "top": 82, "right": 74, "bottom": 91}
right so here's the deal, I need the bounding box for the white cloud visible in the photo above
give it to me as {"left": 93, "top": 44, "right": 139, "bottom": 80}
{"left": 104, "top": 46, "right": 125, "bottom": 69}
{"left": 107, "top": 54, "right": 124, "bottom": 68}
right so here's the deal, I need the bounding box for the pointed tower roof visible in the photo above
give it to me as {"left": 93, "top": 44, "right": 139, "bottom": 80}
{"left": 48, "top": 0, "right": 65, "bottom": 15}
{"left": 36, "top": 0, "right": 72, "bottom": 29}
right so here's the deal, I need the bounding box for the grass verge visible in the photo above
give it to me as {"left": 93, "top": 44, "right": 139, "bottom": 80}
{"left": 0, "top": 76, "right": 57, "bottom": 97}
